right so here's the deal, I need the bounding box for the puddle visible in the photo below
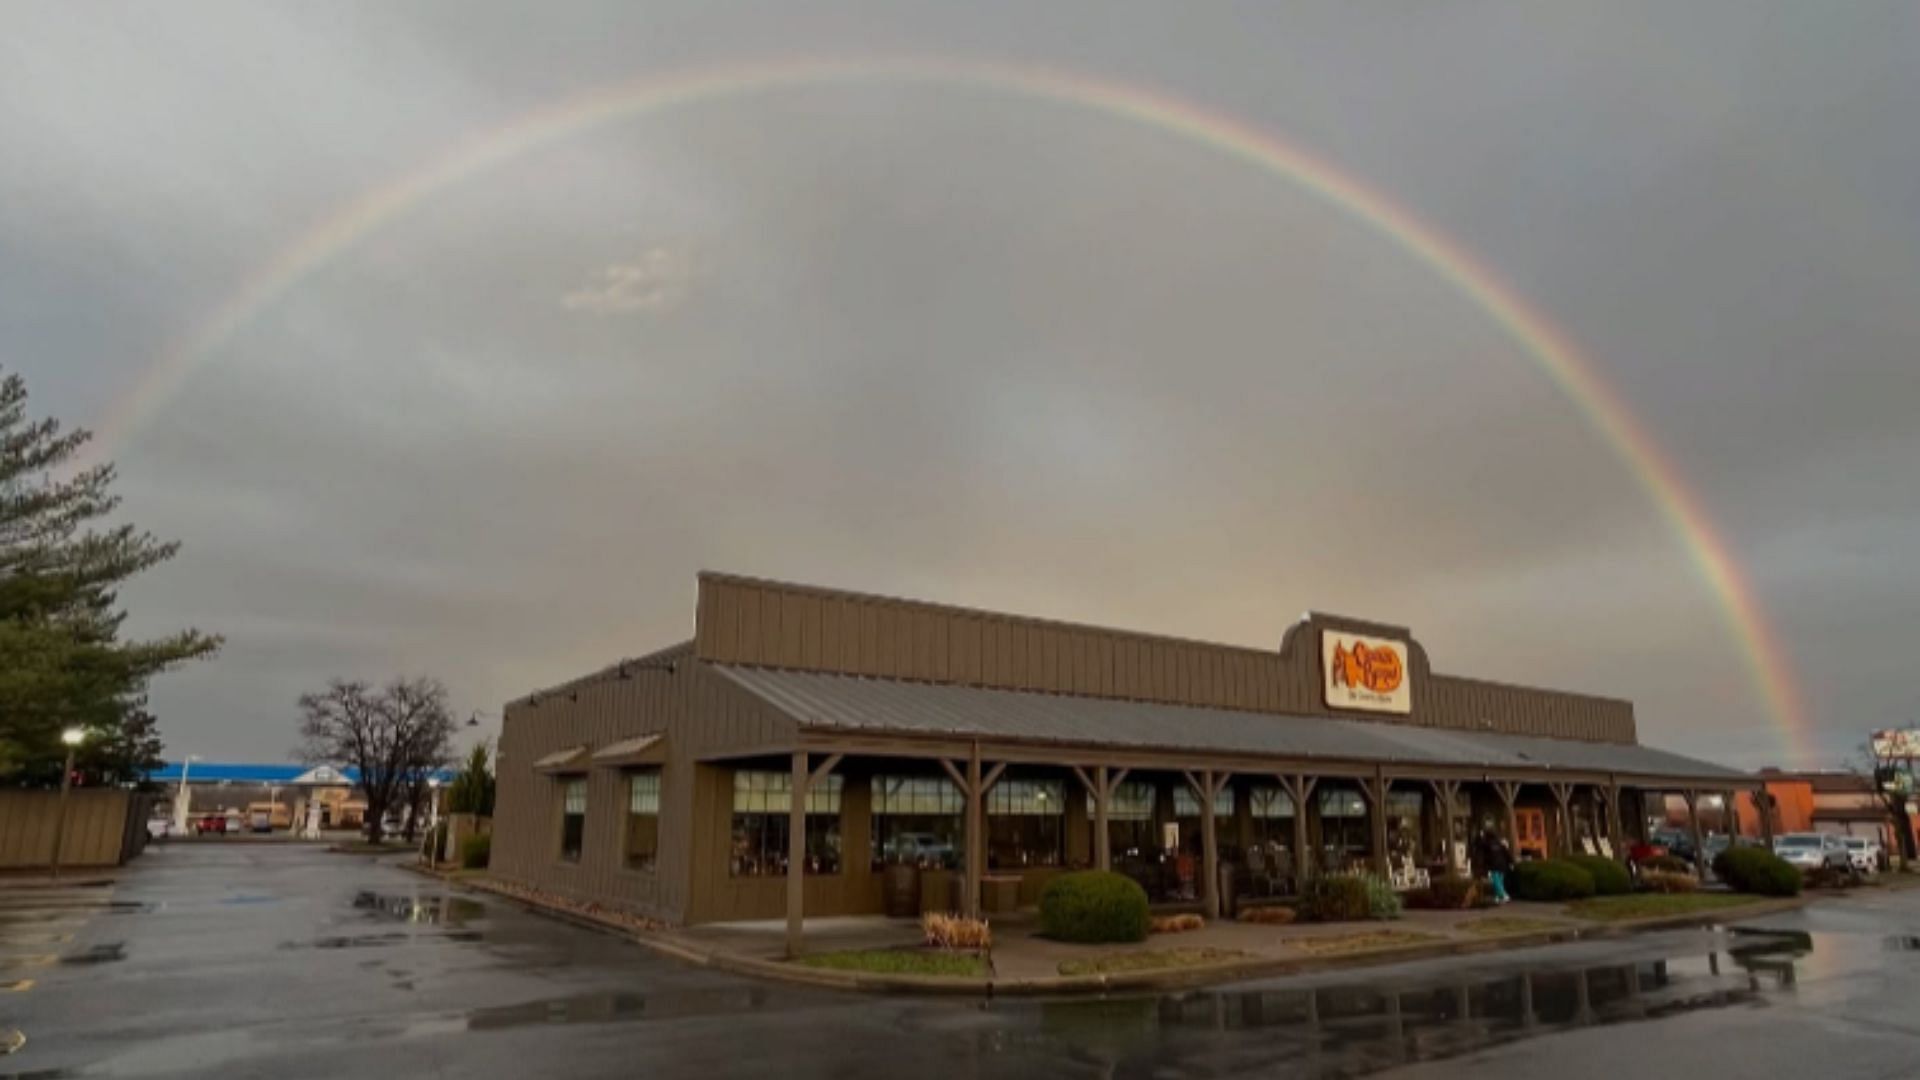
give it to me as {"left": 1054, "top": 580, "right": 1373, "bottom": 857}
{"left": 351, "top": 893, "right": 486, "bottom": 926}
{"left": 59, "top": 944, "right": 126, "bottom": 966}
{"left": 293, "top": 929, "right": 484, "bottom": 950}
{"left": 416, "top": 986, "right": 776, "bottom": 1034}
{"left": 1884, "top": 935, "right": 1920, "bottom": 951}
{"left": 1018, "top": 930, "right": 1812, "bottom": 1077}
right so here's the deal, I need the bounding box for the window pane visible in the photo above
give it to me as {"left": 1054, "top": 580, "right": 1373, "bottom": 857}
{"left": 563, "top": 779, "right": 587, "bottom": 814}
{"left": 872, "top": 775, "right": 962, "bottom": 870}
{"left": 1250, "top": 787, "right": 1295, "bottom": 819}
{"left": 1173, "top": 785, "right": 1234, "bottom": 818}
{"left": 1319, "top": 789, "right": 1367, "bottom": 818}
{"left": 989, "top": 780, "right": 1064, "bottom": 816}
{"left": 629, "top": 771, "right": 660, "bottom": 814}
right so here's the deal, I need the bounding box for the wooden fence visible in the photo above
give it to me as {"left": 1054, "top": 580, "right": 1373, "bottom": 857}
{"left": 0, "top": 789, "right": 153, "bottom": 870}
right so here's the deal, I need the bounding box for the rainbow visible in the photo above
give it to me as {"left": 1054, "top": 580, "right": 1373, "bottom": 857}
{"left": 91, "top": 56, "right": 1812, "bottom": 762}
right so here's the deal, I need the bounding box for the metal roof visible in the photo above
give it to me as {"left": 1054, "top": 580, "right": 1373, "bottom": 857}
{"left": 713, "top": 665, "right": 1748, "bottom": 782}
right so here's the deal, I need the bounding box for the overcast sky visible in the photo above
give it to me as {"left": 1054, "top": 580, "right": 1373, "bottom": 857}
{"left": 4, "top": 2, "right": 1915, "bottom": 767}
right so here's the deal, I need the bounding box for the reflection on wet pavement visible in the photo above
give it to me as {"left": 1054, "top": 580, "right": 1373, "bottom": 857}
{"left": 1017, "top": 928, "right": 1814, "bottom": 1077}
{"left": 351, "top": 892, "right": 487, "bottom": 925}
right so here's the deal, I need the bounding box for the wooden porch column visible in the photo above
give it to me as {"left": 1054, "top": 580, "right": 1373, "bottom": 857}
{"left": 1361, "top": 768, "right": 1392, "bottom": 877}
{"left": 1277, "top": 773, "right": 1317, "bottom": 886}
{"left": 1492, "top": 780, "right": 1522, "bottom": 853}
{"left": 785, "top": 750, "right": 844, "bottom": 958}
{"left": 786, "top": 751, "right": 807, "bottom": 957}
{"left": 1682, "top": 789, "right": 1705, "bottom": 877}
{"left": 1071, "top": 765, "right": 1130, "bottom": 872}
{"left": 942, "top": 746, "right": 1006, "bottom": 919}
{"left": 1429, "top": 779, "right": 1463, "bottom": 876}
{"left": 1547, "top": 782, "right": 1576, "bottom": 856}
{"left": 1605, "top": 781, "right": 1626, "bottom": 863}
{"left": 1183, "top": 770, "right": 1232, "bottom": 919}
{"left": 1755, "top": 784, "right": 1776, "bottom": 846}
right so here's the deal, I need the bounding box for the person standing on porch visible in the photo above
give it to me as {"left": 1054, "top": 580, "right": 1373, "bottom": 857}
{"left": 1476, "top": 827, "right": 1513, "bottom": 904}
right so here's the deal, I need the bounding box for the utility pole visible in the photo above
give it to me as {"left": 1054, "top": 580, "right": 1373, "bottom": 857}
{"left": 50, "top": 728, "right": 87, "bottom": 879}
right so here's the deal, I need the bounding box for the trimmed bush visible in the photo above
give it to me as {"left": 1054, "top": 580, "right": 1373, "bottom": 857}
{"left": 1639, "top": 870, "right": 1698, "bottom": 893}
{"left": 459, "top": 833, "right": 491, "bottom": 870}
{"left": 922, "top": 912, "right": 993, "bottom": 950}
{"left": 1508, "top": 858, "right": 1596, "bottom": 902}
{"left": 1039, "top": 871, "right": 1150, "bottom": 943}
{"left": 1642, "top": 854, "right": 1693, "bottom": 875}
{"left": 1298, "top": 875, "right": 1373, "bottom": 922}
{"left": 1150, "top": 913, "right": 1206, "bottom": 934}
{"left": 1564, "top": 854, "right": 1632, "bottom": 896}
{"left": 1713, "top": 847, "right": 1801, "bottom": 896}
{"left": 1360, "top": 873, "right": 1403, "bottom": 920}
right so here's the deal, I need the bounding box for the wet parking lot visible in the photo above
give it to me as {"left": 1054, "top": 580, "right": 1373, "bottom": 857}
{"left": 4, "top": 845, "right": 1919, "bottom": 1079}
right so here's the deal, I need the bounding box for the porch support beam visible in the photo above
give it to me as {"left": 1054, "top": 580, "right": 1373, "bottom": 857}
{"left": 1277, "top": 773, "right": 1317, "bottom": 885}
{"left": 1547, "top": 782, "right": 1576, "bottom": 857}
{"left": 1360, "top": 767, "right": 1392, "bottom": 877}
{"left": 940, "top": 744, "right": 1007, "bottom": 919}
{"left": 1071, "top": 765, "right": 1130, "bottom": 872}
{"left": 1604, "top": 780, "right": 1626, "bottom": 863}
{"left": 1429, "top": 779, "right": 1463, "bottom": 876}
{"left": 1682, "top": 789, "right": 1705, "bottom": 877}
{"left": 1183, "top": 769, "right": 1232, "bottom": 919}
{"left": 786, "top": 750, "right": 808, "bottom": 958}
{"left": 1492, "top": 780, "right": 1522, "bottom": 852}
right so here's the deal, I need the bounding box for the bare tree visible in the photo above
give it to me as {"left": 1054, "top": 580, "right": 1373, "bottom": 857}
{"left": 298, "top": 677, "right": 456, "bottom": 843}
{"left": 1856, "top": 732, "right": 1918, "bottom": 865}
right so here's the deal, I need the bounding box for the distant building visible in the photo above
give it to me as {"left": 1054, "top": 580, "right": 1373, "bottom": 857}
{"left": 1731, "top": 770, "right": 1919, "bottom": 853}
{"left": 145, "top": 762, "right": 455, "bottom": 832}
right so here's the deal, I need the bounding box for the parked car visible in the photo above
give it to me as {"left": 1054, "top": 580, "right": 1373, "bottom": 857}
{"left": 1648, "top": 829, "right": 1697, "bottom": 862}
{"left": 884, "top": 832, "right": 956, "bottom": 866}
{"left": 1773, "top": 833, "right": 1852, "bottom": 873}
{"left": 1842, "top": 837, "right": 1882, "bottom": 874}
{"left": 194, "top": 812, "right": 228, "bottom": 835}
{"left": 145, "top": 817, "right": 172, "bottom": 841}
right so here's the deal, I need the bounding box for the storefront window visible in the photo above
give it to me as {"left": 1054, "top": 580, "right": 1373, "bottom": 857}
{"left": 560, "top": 778, "right": 587, "bottom": 862}
{"left": 871, "top": 775, "right": 962, "bottom": 870}
{"left": 1249, "top": 787, "right": 1296, "bottom": 854}
{"left": 1089, "top": 780, "right": 1158, "bottom": 858}
{"left": 987, "top": 780, "right": 1064, "bottom": 868}
{"left": 1318, "top": 787, "right": 1370, "bottom": 871}
{"left": 626, "top": 770, "right": 660, "bottom": 871}
{"left": 1386, "top": 789, "right": 1423, "bottom": 863}
{"left": 730, "top": 770, "right": 843, "bottom": 877}
{"left": 1173, "top": 784, "right": 1236, "bottom": 856}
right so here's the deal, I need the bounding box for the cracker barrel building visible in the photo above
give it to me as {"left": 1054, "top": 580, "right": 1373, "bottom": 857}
{"left": 490, "top": 572, "right": 1753, "bottom": 951}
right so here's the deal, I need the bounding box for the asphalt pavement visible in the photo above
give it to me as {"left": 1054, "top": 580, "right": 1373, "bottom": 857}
{"left": 3, "top": 844, "right": 1917, "bottom": 1079}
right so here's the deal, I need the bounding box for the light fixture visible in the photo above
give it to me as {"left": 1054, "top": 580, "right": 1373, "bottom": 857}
{"left": 61, "top": 727, "right": 87, "bottom": 747}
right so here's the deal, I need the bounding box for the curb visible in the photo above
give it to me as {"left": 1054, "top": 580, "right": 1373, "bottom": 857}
{"left": 401, "top": 865, "right": 1810, "bottom": 998}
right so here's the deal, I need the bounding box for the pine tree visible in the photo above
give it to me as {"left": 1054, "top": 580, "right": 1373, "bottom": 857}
{"left": 0, "top": 367, "right": 220, "bottom": 781}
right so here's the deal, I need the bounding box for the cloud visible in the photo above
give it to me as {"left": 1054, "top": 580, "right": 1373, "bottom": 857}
{"left": 561, "top": 247, "right": 694, "bottom": 314}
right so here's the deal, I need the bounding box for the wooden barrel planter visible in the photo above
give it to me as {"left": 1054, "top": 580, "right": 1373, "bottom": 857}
{"left": 882, "top": 862, "right": 921, "bottom": 918}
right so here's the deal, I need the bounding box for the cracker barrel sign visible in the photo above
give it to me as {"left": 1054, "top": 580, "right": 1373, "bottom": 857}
{"left": 1321, "top": 630, "right": 1412, "bottom": 714}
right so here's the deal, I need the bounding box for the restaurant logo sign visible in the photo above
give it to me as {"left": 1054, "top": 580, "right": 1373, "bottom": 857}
{"left": 1321, "top": 630, "right": 1411, "bottom": 714}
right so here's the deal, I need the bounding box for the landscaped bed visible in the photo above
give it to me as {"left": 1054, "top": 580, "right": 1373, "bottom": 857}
{"left": 1056, "top": 947, "right": 1248, "bottom": 977}
{"left": 1455, "top": 916, "right": 1572, "bottom": 937}
{"left": 795, "top": 949, "right": 988, "bottom": 977}
{"left": 1565, "top": 893, "right": 1767, "bottom": 922}
{"left": 1290, "top": 929, "right": 1441, "bottom": 955}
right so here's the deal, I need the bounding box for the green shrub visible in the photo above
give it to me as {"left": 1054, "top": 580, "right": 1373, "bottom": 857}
{"left": 1564, "top": 854, "right": 1632, "bottom": 896}
{"left": 1639, "top": 869, "right": 1697, "bottom": 893}
{"left": 1713, "top": 847, "right": 1800, "bottom": 896}
{"left": 1508, "top": 859, "right": 1596, "bottom": 902}
{"left": 1038, "top": 871, "right": 1150, "bottom": 943}
{"left": 1298, "top": 875, "right": 1373, "bottom": 922}
{"left": 1360, "top": 873, "right": 1402, "bottom": 920}
{"left": 1642, "top": 854, "right": 1693, "bottom": 875}
{"left": 459, "top": 833, "right": 491, "bottom": 870}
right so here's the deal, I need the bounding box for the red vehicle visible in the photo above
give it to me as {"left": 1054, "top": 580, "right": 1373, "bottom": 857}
{"left": 194, "top": 812, "right": 229, "bottom": 836}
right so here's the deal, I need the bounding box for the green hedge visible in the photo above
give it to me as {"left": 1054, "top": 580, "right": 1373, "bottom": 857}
{"left": 1712, "top": 846, "right": 1800, "bottom": 896}
{"left": 1404, "top": 875, "right": 1479, "bottom": 911}
{"left": 1563, "top": 854, "right": 1632, "bottom": 896}
{"left": 1298, "top": 875, "right": 1373, "bottom": 922}
{"left": 1038, "top": 871, "right": 1150, "bottom": 943}
{"left": 1508, "top": 858, "right": 1596, "bottom": 901}
{"left": 1642, "top": 854, "right": 1693, "bottom": 875}
{"left": 459, "top": 833, "right": 491, "bottom": 870}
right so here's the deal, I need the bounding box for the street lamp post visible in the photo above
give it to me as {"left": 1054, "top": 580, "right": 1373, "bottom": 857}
{"left": 50, "top": 727, "right": 87, "bottom": 880}
{"left": 173, "top": 754, "right": 202, "bottom": 835}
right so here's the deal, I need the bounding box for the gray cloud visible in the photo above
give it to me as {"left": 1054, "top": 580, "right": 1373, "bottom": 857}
{"left": 4, "top": 1, "right": 1915, "bottom": 767}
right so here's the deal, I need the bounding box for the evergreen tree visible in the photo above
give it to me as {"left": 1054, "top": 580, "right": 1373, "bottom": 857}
{"left": 0, "top": 367, "right": 220, "bottom": 781}
{"left": 447, "top": 741, "right": 495, "bottom": 816}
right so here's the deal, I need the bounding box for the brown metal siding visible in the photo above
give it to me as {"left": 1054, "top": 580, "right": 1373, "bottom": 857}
{"left": 693, "top": 573, "right": 1637, "bottom": 745}
{"left": 490, "top": 641, "right": 809, "bottom": 924}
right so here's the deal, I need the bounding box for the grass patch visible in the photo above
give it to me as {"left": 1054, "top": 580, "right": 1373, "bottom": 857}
{"left": 1057, "top": 947, "right": 1248, "bottom": 977}
{"left": 1456, "top": 916, "right": 1572, "bottom": 938}
{"left": 1291, "top": 930, "right": 1442, "bottom": 955}
{"left": 795, "top": 949, "right": 987, "bottom": 977}
{"left": 1565, "top": 893, "right": 1767, "bottom": 922}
